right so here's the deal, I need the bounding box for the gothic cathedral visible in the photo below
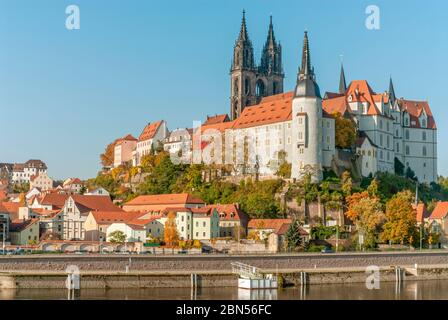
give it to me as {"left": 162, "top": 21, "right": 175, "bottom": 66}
{"left": 230, "top": 11, "right": 285, "bottom": 120}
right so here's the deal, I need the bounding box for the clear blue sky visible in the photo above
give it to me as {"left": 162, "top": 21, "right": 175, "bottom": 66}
{"left": 1, "top": 0, "right": 447, "bottom": 180}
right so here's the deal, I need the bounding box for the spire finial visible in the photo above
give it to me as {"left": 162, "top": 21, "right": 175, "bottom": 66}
{"left": 295, "top": 30, "right": 321, "bottom": 98}
{"left": 389, "top": 76, "right": 396, "bottom": 105}
{"left": 299, "top": 30, "right": 312, "bottom": 79}
{"left": 238, "top": 10, "right": 249, "bottom": 41}
{"left": 339, "top": 59, "right": 347, "bottom": 94}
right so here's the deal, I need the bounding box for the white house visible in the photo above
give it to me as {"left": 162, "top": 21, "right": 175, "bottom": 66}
{"left": 106, "top": 222, "right": 146, "bottom": 243}
{"left": 151, "top": 207, "right": 220, "bottom": 241}
{"left": 11, "top": 160, "right": 48, "bottom": 184}
{"left": 134, "top": 120, "right": 169, "bottom": 166}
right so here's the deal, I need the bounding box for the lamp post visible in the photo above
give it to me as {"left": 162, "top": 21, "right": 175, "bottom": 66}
{"left": 2, "top": 222, "right": 5, "bottom": 255}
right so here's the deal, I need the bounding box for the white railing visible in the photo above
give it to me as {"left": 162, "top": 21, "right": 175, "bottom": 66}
{"left": 231, "top": 261, "right": 262, "bottom": 279}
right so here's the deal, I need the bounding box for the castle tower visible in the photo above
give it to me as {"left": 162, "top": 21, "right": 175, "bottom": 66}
{"left": 259, "top": 16, "right": 285, "bottom": 97}
{"left": 291, "top": 31, "right": 323, "bottom": 182}
{"left": 230, "top": 13, "right": 284, "bottom": 120}
{"left": 230, "top": 11, "right": 257, "bottom": 120}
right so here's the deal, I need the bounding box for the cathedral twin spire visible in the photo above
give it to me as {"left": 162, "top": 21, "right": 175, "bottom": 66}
{"left": 232, "top": 11, "right": 283, "bottom": 75}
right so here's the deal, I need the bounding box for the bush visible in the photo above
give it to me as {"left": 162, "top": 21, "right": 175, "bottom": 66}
{"left": 307, "top": 245, "right": 326, "bottom": 252}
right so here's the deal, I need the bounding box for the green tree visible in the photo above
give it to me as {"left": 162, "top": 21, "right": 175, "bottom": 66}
{"left": 108, "top": 230, "right": 126, "bottom": 243}
{"left": 285, "top": 221, "right": 304, "bottom": 251}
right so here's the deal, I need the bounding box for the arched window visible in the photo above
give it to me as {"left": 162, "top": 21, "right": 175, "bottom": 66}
{"left": 422, "top": 131, "right": 426, "bottom": 141}
{"left": 256, "top": 79, "right": 265, "bottom": 97}
{"left": 406, "top": 145, "right": 410, "bottom": 155}
{"left": 233, "top": 78, "right": 239, "bottom": 95}
{"left": 244, "top": 78, "right": 250, "bottom": 95}
{"left": 423, "top": 146, "right": 427, "bottom": 156}
{"left": 405, "top": 130, "right": 410, "bottom": 140}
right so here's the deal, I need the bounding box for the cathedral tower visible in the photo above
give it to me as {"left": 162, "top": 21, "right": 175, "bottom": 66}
{"left": 230, "top": 11, "right": 256, "bottom": 120}
{"left": 230, "top": 13, "right": 284, "bottom": 120}
{"left": 291, "top": 31, "right": 323, "bottom": 182}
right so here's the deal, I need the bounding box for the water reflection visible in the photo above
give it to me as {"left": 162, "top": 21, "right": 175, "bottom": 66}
{"left": 1, "top": 280, "right": 448, "bottom": 300}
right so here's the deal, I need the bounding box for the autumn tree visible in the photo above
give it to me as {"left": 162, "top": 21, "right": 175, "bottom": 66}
{"left": 351, "top": 197, "right": 385, "bottom": 249}
{"left": 100, "top": 140, "right": 116, "bottom": 167}
{"left": 164, "top": 211, "right": 179, "bottom": 246}
{"left": 333, "top": 112, "right": 356, "bottom": 149}
{"left": 380, "top": 190, "right": 418, "bottom": 245}
{"left": 341, "top": 171, "right": 352, "bottom": 197}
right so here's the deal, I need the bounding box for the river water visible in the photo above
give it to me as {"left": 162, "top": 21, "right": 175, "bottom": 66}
{"left": 1, "top": 280, "right": 448, "bottom": 300}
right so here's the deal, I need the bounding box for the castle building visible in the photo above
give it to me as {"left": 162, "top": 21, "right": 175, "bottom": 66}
{"left": 323, "top": 68, "right": 437, "bottom": 183}
{"left": 117, "top": 11, "right": 437, "bottom": 185}
{"left": 230, "top": 12, "right": 284, "bottom": 120}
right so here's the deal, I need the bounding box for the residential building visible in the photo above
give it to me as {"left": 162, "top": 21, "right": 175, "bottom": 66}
{"left": 11, "top": 160, "right": 47, "bottom": 184}
{"left": 9, "top": 219, "right": 39, "bottom": 245}
{"left": 29, "top": 172, "right": 53, "bottom": 191}
{"left": 355, "top": 131, "right": 378, "bottom": 178}
{"left": 134, "top": 120, "right": 169, "bottom": 166}
{"left": 84, "top": 187, "right": 110, "bottom": 197}
{"left": 153, "top": 207, "right": 220, "bottom": 241}
{"left": 428, "top": 202, "right": 448, "bottom": 243}
{"left": 84, "top": 211, "right": 145, "bottom": 241}
{"left": 163, "top": 128, "right": 193, "bottom": 161}
{"left": 62, "top": 178, "right": 83, "bottom": 194}
{"left": 247, "top": 219, "right": 292, "bottom": 240}
{"left": 106, "top": 222, "right": 146, "bottom": 243}
{"left": 204, "top": 204, "right": 249, "bottom": 238}
{"left": 122, "top": 193, "right": 205, "bottom": 212}
{"left": 0, "top": 203, "right": 11, "bottom": 243}
{"left": 113, "top": 134, "right": 137, "bottom": 168}
{"left": 268, "top": 222, "right": 309, "bottom": 252}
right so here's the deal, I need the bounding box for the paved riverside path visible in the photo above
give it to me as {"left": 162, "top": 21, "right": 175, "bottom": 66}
{"left": 0, "top": 251, "right": 448, "bottom": 272}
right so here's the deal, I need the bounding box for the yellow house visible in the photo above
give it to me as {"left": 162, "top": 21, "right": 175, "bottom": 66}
{"left": 9, "top": 218, "right": 40, "bottom": 245}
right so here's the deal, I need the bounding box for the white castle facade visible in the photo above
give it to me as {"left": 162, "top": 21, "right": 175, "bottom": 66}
{"left": 113, "top": 12, "right": 437, "bottom": 184}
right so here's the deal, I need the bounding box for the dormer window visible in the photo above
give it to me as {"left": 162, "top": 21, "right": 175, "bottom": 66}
{"left": 421, "top": 118, "right": 427, "bottom": 128}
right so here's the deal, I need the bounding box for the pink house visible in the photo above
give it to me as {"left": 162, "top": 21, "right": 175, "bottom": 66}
{"left": 114, "top": 134, "right": 138, "bottom": 168}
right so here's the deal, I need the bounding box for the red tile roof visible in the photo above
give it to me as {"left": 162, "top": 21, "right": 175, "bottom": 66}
{"left": 125, "top": 193, "right": 204, "bottom": 206}
{"left": 139, "top": 120, "right": 163, "bottom": 141}
{"left": 398, "top": 99, "right": 436, "bottom": 129}
{"left": 116, "top": 134, "right": 137, "bottom": 145}
{"left": 413, "top": 203, "right": 428, "bottom": 223}
{"left": 248, "top": 219, "right": 292, "bottom": 233}
{"left": 322, "top": 95, "right": 351, "bottom": 116}
{"left": 233, "top": 92, "right": 293, "bottom": 129}
{"left": 204, "top": 204, "right": 248, "bottom": 221}
{"left": 39, "top": 193, "right": 69, "bottom": 209}
{"left": 71, "top": 195, "right": 122, "bottom": 212}
{"left": 203, "top": 114, "right": 230, "bottom": 126}
{"left": 9, "top": 218, "right": 39, "bottom": 232}
{"left": 429, "top": 202, "right": 448, "bottom": 220}
{"left": 90, "top": 211, "right": 143, "bottom": 224}
{"left": 0, "top": 202, "right": 20, "bottom": 214}
{"left": 324, "top": 80, "right": 383, "bottom": 116}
